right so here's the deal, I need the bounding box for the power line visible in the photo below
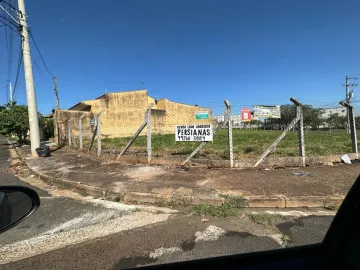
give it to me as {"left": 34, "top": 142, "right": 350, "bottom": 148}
{"left": 0, "top": 0, "right": 17, "bottom": 11}
{"left": 13, "top": 37, "right": 23, "bottom": 96}
{"left": 0, "top": 14, "right": 19, "bottom": 28}
{"left": 33, "top": 58, "right": 46, "bottom": 82}
{"left": 2, "top": 2, "right": 14, "bottom": 84}
{"left": 28, "top": 30, "right": 53, "bottom": 78}
{"left": 0, "top": 17, "right": 19, "bottom": 34}
{"left": 8, "top": 1, "right": 13, "bottom": 82}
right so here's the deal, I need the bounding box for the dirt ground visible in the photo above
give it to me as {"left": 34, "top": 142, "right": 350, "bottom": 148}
{"left": 21, "top": 147, "right": 360, "bottom": 199}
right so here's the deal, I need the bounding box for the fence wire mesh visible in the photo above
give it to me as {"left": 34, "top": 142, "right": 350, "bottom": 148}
{"left": 55, "top": 98, "right": 360, "bottom": 165}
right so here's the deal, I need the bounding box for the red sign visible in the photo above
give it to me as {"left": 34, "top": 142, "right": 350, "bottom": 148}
{"left": 241, "top": 108, "right": 252, "bottom": 122}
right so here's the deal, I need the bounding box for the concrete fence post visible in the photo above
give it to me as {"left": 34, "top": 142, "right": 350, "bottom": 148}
{"left": 225, "top": 100, "right": 233, "bottom": 168}
{"left": 115, "top": 104, "right": 154, "bottom": 161}
{"left": 340, "top": 101, "right": 358, "bottom": 157}
{"left": 79, "top": 114, "right": 85, "bottom": 149}
{"left": 67, "top": 118, "right": 72, "bottom": 146}
{"left": 254, "top": 97, "right": 301, "bottom": 168}
{"left": 97, "top": 111, "right": 104, "bottom": 157}
{"left": 182, "top": 101, "right": 229, "bottom": 166}
{"left": 53, "top": 110, "right": 59, "bottom": 145}
{"left": 146, "top": 104, "right": 153, "bottom": 165}
{"left": 292, "top": 98, "right": 306, "bottom": 166}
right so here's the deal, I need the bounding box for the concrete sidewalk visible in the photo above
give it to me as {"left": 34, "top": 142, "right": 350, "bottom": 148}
{"left": 15, "top": 146, "right": 360, "bottom": 208}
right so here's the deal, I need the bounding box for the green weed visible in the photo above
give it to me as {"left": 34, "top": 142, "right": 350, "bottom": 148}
{"left": 281, "top": 234, "right": 293, "bottom": 246}
{"left": 192, "top": 195, "right": 247, "bottom": 218}
{"left": 100, "top": 129, "right": 358, "bottom": 159}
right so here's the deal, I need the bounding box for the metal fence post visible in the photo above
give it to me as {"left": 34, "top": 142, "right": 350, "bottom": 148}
{"left": 293, "top": 98, "right": 305, "bottom": 166}
{"left": 146, "top": 104, "right": 153, "bottom": 165}
{"left": 67, "top": 118, "right": 72, "bottom": 146}
{"left": 79, "top": 114, "right": 85, "bottom": 149}
{"left": 225, "top": 100, "right": 233, "bottom": 168}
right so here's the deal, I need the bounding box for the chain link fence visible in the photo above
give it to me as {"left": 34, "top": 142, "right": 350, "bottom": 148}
{"left": 55, "top": 98, "right": 360, "bottom": 167}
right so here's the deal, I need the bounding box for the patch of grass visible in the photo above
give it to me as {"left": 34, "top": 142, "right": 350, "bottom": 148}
{"left": 247, "top": 213, "right": 274, "bottom": 226}
{"left": 219, "top": 194, "right": 248, "bottom": 208}
{"left": 281, "top": 234, "right": 293, "bottom": 246}
{"left": 154, "top": 210, "right": 164, "bottom": 214}
{"left": 100, "top": 129, "right": 358, "bottom": 159}
{"left": 113, "top": 195, "right": 124, "bottom": 202}
{"left": 192, "top": 204, "right": 236, "bottom": 218}
{"left": 324, "top": 204, "right": 340, "bottom": 211}
{"left": 131, "top": 208, "right": 140, "bottom": 212}
{"left": 78, "top": 189, "right": 89, "bottom": 197}
{"left": 154, "top": 199, "right": 190, "bottom": 208}
{"left": 192, "top": 195, "right": 247, "bottom": 218}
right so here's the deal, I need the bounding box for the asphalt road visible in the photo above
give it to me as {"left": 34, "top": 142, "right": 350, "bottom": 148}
{"left": 0, "top": 138, "right": 336, "bottom": 269}
{"left": 1, "top": 213, "right": 334, "bottom": 270}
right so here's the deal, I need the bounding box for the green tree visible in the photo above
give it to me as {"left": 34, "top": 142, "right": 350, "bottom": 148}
{"left": 326, "top": 113, "right": 346, "bottom": 131}
{"left": 266, "top": 104, "right": 323, "bottom": 130}
{"left": 355, "top": 116, "right": 360, "bottom": 129}
{"left": 0, "top": 102, "right": 45, "bottom": 143}
{"left": 42, "top": 118, "right": 54, "bottom": 140}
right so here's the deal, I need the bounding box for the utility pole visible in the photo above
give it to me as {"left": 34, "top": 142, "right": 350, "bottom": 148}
{"left": 53, "top": 76, "right": 59, "bottom": 109}
{"left": 17, "top": 0, "right": 41, "bottom": 157}
{"left": 9, "top": 82, "right": 13, "bottom": 103}
{"left": 343, "top": 76, "right": 358, "bottom": 133}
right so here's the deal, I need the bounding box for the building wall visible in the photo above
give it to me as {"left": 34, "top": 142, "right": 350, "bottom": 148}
{"left": 83, "top": 90, "right": 149, "bottom": 137}
{"left": 321, "top": 107, "right": 347, "bottom": 119}
{"left": 66, "top": 90, "right": 212, "bottom": 138}
{"left": 54, "top": 110, "right": 93, "bottom": 144}
{"left": 150, "top": 99, "right": 212, "bottom": 134}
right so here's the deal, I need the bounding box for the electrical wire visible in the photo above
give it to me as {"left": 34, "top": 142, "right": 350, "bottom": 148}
{"left": 0, "top": 17, "right": 19, "bottom": 34}
{"left": 0, "top": 0, "right": 17, "bottom": 11}
{"left": 8, "top": 1, "right": 13, "bottom": 82}
{"left": 0, "top": 14, "right": 19, "bottom": 28}
{"left": 28, "top": 30, "right": 54, "bottom": 78}
{"left": 13, "top": 37, "right": 23, "bottom": 96}
{"left": 2, "top": 2, "right": 14, "bottom": 84}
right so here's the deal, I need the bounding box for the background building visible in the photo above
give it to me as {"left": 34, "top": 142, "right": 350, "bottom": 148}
{"left": 213, "top": 114, "right": 242, "bottom": 126}
{"left": 320, "top": 107, "right": 346, "bottom": 119}
{"left": 55, "top": 90, "right": 212, "bottom": 139}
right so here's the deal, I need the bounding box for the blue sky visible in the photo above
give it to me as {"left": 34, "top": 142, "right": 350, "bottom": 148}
{"left": 1, "top": 0, "right": 360, "bottom": 114}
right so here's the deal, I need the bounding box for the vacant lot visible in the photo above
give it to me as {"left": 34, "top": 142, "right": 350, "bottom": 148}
{"left": 98, "top": 129, "right": 358, "bottom": 159}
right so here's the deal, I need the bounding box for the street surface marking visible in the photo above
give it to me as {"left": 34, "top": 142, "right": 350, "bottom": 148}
{"left": 0, "top": 212, "right": 170, "bottom": 265}
{"left": 264, "top": 210, "right": 336, "bottom": 217}
{"left": 195, "top": 225, "right": 226, "bottom": 242}
{"left": 149, "top": 247, "right": 182, "bottom": 259}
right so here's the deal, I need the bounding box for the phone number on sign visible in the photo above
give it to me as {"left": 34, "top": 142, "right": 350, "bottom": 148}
{"left": 177, "top": 136, "right": 206, "bottom": 141}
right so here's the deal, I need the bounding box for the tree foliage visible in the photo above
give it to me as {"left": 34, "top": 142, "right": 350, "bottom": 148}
{"left": 326, "top": 113, "right": 347, "bottom": 130}
{"left": 265, "top": 104, "right": 324, "bottom": 130}
{"left": 356, "top": 116, "right": 360, "bottom": 129}
{"left": 0, "top": 102, "right": 45, "bottom": 143}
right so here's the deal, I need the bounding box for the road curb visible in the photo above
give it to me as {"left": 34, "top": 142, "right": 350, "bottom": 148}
{"left": 12, "top": 146, "right": 345, "bottom": 208}
{"left": 25, "top": 166, "right": 347, "bottom": 208}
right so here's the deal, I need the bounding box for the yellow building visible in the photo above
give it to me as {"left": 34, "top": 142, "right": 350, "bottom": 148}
{"left": 62, "top": 90, "right": 212, "bottom": 138}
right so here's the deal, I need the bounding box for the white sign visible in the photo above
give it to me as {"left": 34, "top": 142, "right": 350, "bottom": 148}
{"left": 176, "top": 124, "right": 213, "bottom": 142}
{"left": 254, "top": 105, "right": 281, "bottom": 119}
